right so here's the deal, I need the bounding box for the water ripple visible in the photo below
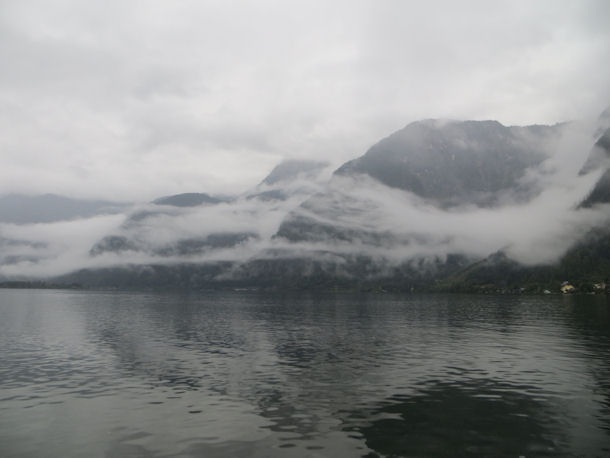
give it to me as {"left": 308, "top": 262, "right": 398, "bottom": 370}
{"left": 0, "top": 290, "right": 609, "bottom": 457}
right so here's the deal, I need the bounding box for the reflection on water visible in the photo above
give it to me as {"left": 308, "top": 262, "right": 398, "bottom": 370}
{"left": 0, "top": 290, "right": 609, "bottom": 457}
{"left": 351, "top": 379, "right": 560, "bottom": 457}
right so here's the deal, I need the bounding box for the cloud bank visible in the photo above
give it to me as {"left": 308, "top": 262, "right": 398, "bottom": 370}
{"left": 0, "top": 117, "right": 608, "bottom": 280}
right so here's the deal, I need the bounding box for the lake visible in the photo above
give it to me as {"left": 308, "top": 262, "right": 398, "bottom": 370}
{"left": 0, "top": 289, "right": 609, "bottom": 457}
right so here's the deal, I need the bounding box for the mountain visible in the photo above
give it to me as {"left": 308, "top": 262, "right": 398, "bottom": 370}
{"left": 275, "top": 119, "right": 566, "bottom": 247}
{"left": 261, "top": 160, "right": 329, "bottom": 186}
{"left": 436, "top": 227, "right": 610, "bottom": 293}
{"left": 225, "top": 251, "right": 472, "bottom": 291}
{"left": 0, "top": 237, "right": 45, "bottom": 268}
{"left": 152, "top": 192, "right": 229, "bottom": 207}
{"left": 3, "top": 117, "right": 609, "bottom": 292}
{"left": 246, "top": 159, "right": 329, "bottom": 202}
{"left": 86, "top": 159, "right": 330, "bottom": 259}
{"left": 335, "top": 120, "right": 561, "bottom": 207}
{"left": 580, "top": 127, "right": 610, "bottom": 207}
{"left": 89, "top": 232, "right": 258, "bottom": 258}
{"left": 583, "top": 170, "right": 610, "bottom": 207}
{"left": 237, "top": 119, "right": 609, "bottom": 291}
{"left": 0, "top": 194, "right": 129, "bottom": 224}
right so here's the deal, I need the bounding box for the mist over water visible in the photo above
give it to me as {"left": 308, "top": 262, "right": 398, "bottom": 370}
{"left": 1, "top": 289, "right": 609, "bottom": 457}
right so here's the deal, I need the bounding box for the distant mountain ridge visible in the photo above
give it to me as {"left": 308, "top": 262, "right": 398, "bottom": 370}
{"left": 0, "top": 194, "right": 129, "bottom": 224}
{"left": 153, "top": 193, "right": 230, "bottom": 207}
{"left": 2, "top": 115, "right": 609, "bottom": 292}
{"left": 86, "top": 159, "right": 329, "bottom": 259}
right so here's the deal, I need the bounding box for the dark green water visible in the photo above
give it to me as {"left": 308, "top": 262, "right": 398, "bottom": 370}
{"left": 1, "top": 289, "right": 609, "bottom": 457}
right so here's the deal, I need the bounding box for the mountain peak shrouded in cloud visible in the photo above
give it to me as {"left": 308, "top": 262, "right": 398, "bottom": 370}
{"left": 1, "top": 113, "right": 608, "bottom": 291}
{"left": 335, "top": 119, "right": 563, "bottom": 208}
{"left": 77, "top": 159, "right": 332, "bottom": 262}
{"left": 262, "top": 160, "right": 330, "bottom": 186}
{"left": 246, "top": 159, "right": 331, "bottom": 202}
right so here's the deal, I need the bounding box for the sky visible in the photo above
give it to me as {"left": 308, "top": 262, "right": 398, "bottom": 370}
{"left": 1, "top": 0, "right": 609, "bottom": 202}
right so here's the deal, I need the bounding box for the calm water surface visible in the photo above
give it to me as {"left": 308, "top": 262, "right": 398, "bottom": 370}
{"left": 0, "top": 289, "right": 609, "bottom": 457}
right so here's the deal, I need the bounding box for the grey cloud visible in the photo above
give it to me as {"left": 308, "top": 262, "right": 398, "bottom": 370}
{"left": 0, "top": 2, "right": 609, "bottom": 284}
{"left": 1, "top": 1, "right": 609, "bottom": 200}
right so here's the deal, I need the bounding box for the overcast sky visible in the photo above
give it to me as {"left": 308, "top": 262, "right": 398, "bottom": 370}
{"left": 1, "top": 0, "right": 609, "bottom": 201}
